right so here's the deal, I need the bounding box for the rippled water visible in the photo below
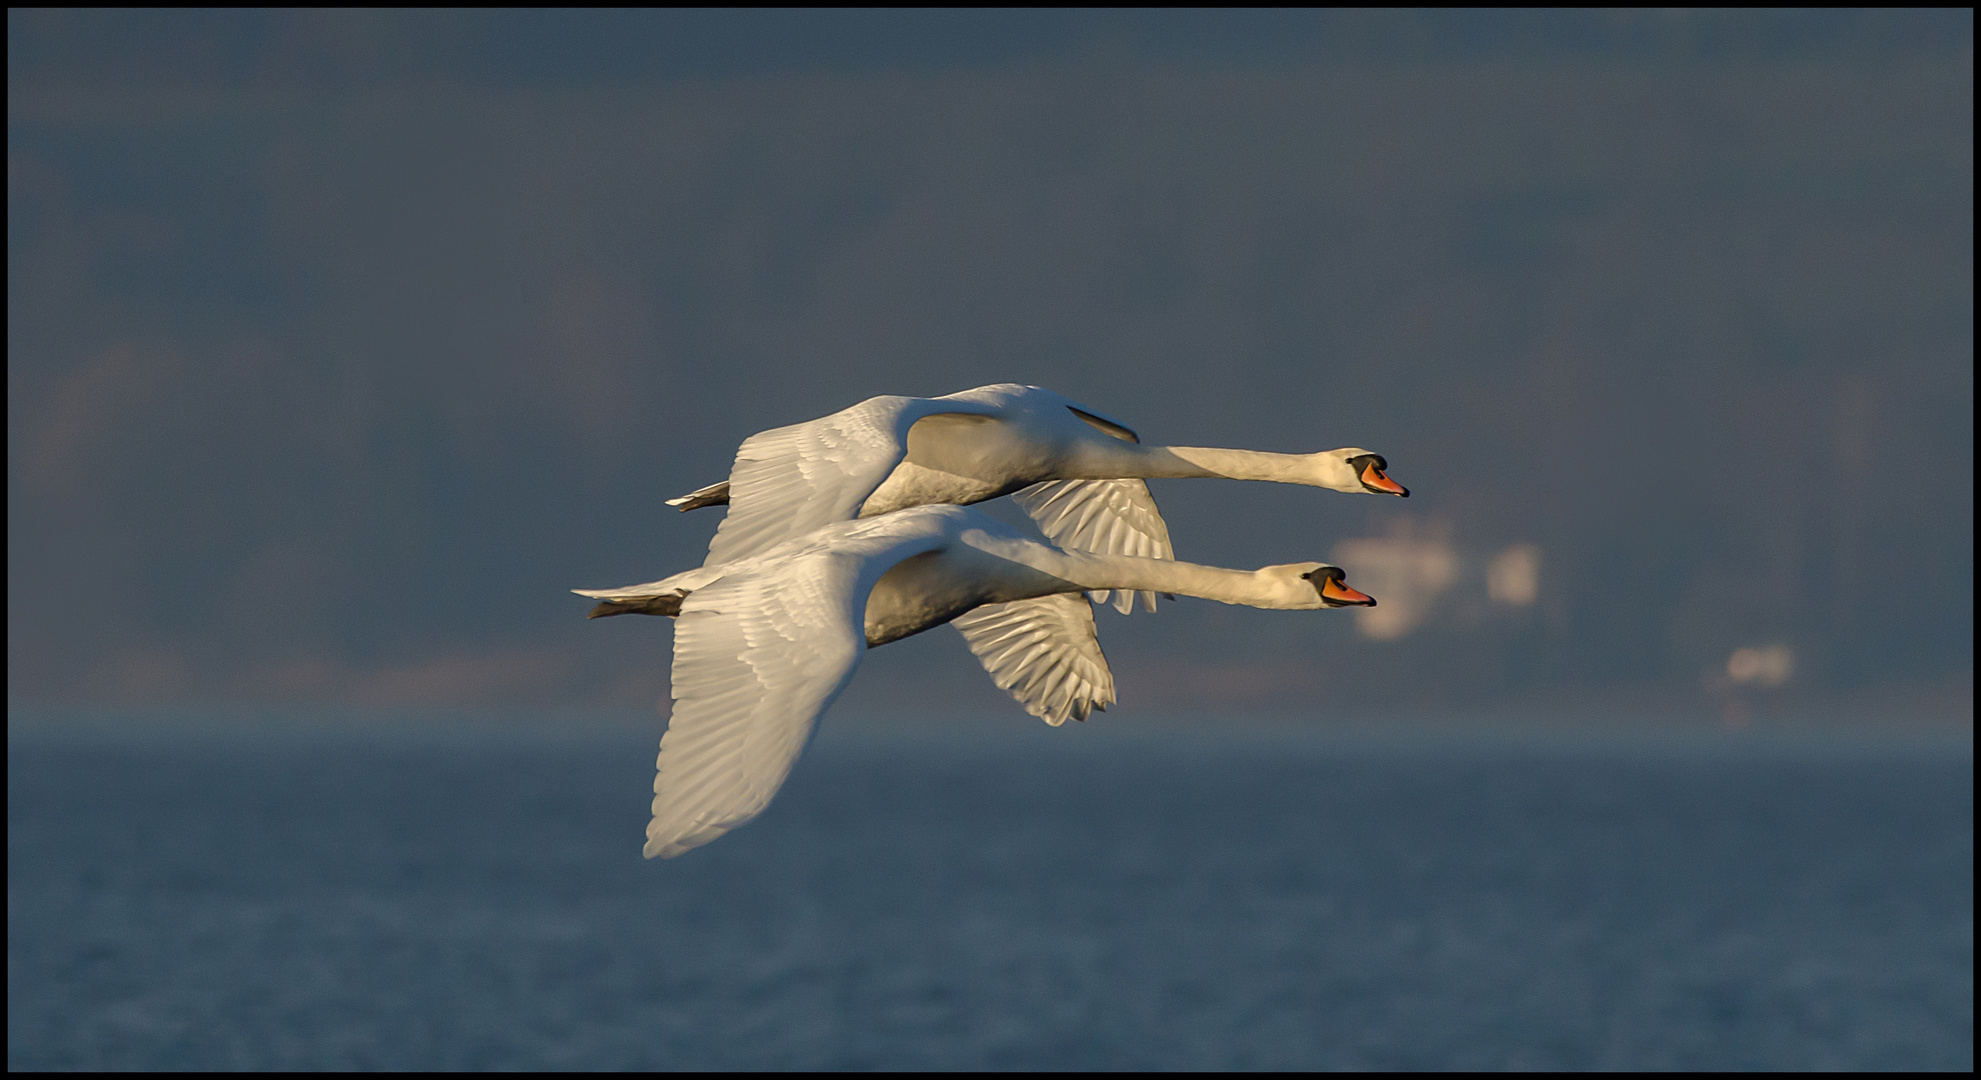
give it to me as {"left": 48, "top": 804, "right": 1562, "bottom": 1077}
{"left": 8, "top": 715, "right": 1972, "bottom": 1069}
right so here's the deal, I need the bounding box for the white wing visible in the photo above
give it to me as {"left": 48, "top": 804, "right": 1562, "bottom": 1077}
{"left": 951, "top": 594, "right": 1115, "bottom": 726}
{"left": 1011, "top": 478, "right": 1176, "bottom": 614}
{"left": 647, "top": 520, "right": 948, "bottom": 858}
{"left": 703, "top": 386, "right": 1037, "bottom": 568}
{"left": 702, "top": 397, "right": 918, "bottom": 568}
{"left": 708, "top": 392, "right": 1022, "bottom": 568}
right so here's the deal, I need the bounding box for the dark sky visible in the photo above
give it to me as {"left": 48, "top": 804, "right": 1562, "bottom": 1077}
{"left": 7, "top": 10, "right": 1973, "bottom": 717}
{"left": 12, "top": 10, "right": 1968, "bottom": 87}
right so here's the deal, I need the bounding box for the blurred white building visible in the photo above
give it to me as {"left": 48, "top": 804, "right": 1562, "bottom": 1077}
{"left": 1331, "top": 526, "right": 1543, "bottom": 642}
{"left": 1726, "top": 644, "right": 1795, "bottom": 688}
{"left": 1487, "top": 544, "right": 1542, "bottom": 607}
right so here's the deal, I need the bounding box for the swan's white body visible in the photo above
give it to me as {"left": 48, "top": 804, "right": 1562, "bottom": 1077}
{"left": 574, "top": 504, "right": 1372, "bottom": 859}
{"left": 679, "top": 384, "right": 1406, "bottom": 615}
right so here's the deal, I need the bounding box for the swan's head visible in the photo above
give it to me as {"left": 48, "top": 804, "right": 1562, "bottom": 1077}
{"left": 1312, "top": 448, "right": 1409, "bottom": 496}
{"left": 1260, "top": 563, "right": 1378, "bottom": 609}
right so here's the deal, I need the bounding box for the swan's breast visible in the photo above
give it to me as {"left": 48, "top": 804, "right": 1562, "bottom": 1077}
{"left": 861, "top": 546, "right": 1075, "bottom": 647}
{"left": 862, "top": 551, "right": 990, "bottom": 646}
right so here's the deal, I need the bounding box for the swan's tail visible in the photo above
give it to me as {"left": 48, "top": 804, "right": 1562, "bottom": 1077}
{"left": 665, "top": 480, "right": 730, "bottom": 511}
{"left": 582, "top": 594, "right": 685, "bottom": 619}
{"left": 573, "top": 565, "right": 727, "bottom": 619}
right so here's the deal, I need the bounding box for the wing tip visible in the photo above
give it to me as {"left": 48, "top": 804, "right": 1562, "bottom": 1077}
{"left": 644, "top": 820, "right": 728, "bottom": 859}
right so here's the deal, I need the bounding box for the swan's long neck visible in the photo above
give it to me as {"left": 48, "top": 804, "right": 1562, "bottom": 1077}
{"left": 1030, "top": 547, "right": 1301, "bottom": 609}
{"left": 1154, "top": 446, "right": 1321, "bottom": 484}
{"left": 1076, "top": 443, "right": 1323, "bottom": 485}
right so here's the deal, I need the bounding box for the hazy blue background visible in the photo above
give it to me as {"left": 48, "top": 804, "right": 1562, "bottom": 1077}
{"left": 7, "top": 12, "right": 1974, "bottom": 1072}
{"left": 9, "top": 9, "right": 1972, "bottom": 720}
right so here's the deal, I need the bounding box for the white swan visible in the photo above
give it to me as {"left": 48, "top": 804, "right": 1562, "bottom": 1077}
{"left": 575, "top": 503, "right": 1376, "bottom": 858}
{"left": 659, "top": 384, "right": 1406, "bottom": 733}
{"left": 668, "top": 384, "right": 1408, "bottom": 616}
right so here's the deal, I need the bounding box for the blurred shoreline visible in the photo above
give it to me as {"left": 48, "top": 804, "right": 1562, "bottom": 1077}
{"left": 9, "top": 686, "right": 1970, "bottom": 752}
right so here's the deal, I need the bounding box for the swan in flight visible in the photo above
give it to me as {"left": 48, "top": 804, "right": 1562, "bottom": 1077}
{"left": 667, "top": 384, "right": 1407, "bottom": 615}
{"left": 575, "top": 503, "right": 1376, "bottom": 858}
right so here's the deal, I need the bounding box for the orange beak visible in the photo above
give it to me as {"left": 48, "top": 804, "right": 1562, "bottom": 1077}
{"left": 1320, "top": 576, "right": 1376, "bottom": 607}
{"left": 1360, "top": 461, "right": 1409, "bottom": 497}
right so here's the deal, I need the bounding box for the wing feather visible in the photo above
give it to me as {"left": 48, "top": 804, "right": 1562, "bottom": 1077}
{"left": 951, "top": 594, "right": 1115, "bottom": 726}
{"left": 645, "top": 550, "right": 860, "bottom": 857}
{"left": 647, "top": 510, "right": 957, "bottom": 858}
{"left": 703, "top": 395, "right": 1013, "bottom": 567}
{"left": 1011, "top": 479, "right": 1176, "bottom": 614}
{"left": 701, "top": 397, "right": 919, "bottom": 567}
{"left": 648, "top": 580, "right": 858, "bottom": 857}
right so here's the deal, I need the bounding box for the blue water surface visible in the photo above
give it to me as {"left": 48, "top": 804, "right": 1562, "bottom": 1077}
{"left": 7, "top": 713, "right": 1973, "bottom": 1070}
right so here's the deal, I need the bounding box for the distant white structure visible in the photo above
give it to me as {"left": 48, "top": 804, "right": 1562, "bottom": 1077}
{"left": 1726, "top": 644, "right": 1794, "bottom": 688}
{"left": 1331, "top": 528, "right": 1544, "bottom": 641}
{"left": 1330, "top": 536, "right": 1459, "bottom": 641}
{"left": 1487, "top": 544, "right": 1542, "bottom": 607}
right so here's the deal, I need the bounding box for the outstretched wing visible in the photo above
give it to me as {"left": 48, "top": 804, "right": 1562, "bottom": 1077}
{"left": 648, "top": 520, "right": 948, "bottom": 858}
{"left": 1011, "top": 478, "right": 1176, "bottom": 614}
{"left": 703, "top": 395, "right": 1012, "bottom": 567}
{"left": 951, "top": 594, "right": 1115, "bottom": 726}
{"left": 702, "top": 397, "right": 917, "bottom": 567}
{"left": 646, "top": 568, "right": 861, "bottom": 858}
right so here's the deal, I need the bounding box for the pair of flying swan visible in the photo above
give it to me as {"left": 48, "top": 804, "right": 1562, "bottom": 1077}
{"left": 575, "top": 384, "right": 1406, "bottom": 858}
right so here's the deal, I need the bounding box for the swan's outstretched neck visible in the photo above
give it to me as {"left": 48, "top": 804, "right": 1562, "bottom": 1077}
{"left": 1148, "top": 446, "right": 1326, "bottom": 485}
{"left": 1036, "top": 548, "right": 1311, "bottom": 609}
